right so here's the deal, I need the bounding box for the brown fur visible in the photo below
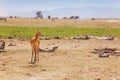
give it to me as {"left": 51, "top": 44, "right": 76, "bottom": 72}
{"left": 30, "top": 31, "right": 43, "bottom": 63}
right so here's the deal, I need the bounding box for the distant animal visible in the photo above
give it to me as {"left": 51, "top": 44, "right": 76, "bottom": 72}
{"left": 74, "top": 16, "right": 79, "bottom": 20}
{"left": 30, "top": 30, "right": 43, "bottom": 63}
{"left": 0, "top": 17, "right": 7, "bottom": 22}
{"left": 69, "top": 16, "right": 74, "bottom": 19}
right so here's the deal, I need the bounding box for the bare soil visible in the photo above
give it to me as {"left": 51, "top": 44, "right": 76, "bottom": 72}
{"left": 0, "top": 39, "right": 120, "bottom": 80}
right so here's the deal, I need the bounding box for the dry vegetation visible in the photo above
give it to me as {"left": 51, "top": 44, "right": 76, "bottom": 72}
{"left": 0, "top": 18, "right": 120, "bottom": 80}
{"left": 1, "top": 18, "right": 120, "bottom": 28}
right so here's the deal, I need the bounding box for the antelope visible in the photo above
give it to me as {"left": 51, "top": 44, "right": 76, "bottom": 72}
{"left": 30, "top": 30, "right": 43, "bottom": 63}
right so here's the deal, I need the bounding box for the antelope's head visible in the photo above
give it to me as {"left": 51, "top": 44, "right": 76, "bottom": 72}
{"left": 36, "top": 30, "right": 43, "bottom": 37}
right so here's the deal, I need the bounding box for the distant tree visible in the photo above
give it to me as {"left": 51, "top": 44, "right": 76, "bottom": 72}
{"left": 48, "top": 15, "right": 51, "bottom": 19}
{"left": 36, "top": 11, "right": 43, "bottom": 19}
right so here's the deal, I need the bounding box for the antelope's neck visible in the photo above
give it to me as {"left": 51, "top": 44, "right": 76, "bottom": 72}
{"left": 35, "top": 34, "right": 40, "bottom": 40}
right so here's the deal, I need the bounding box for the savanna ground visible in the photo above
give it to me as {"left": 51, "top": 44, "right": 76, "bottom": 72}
{"left": 0, "top": 18, "right": 120, "bottom": 80}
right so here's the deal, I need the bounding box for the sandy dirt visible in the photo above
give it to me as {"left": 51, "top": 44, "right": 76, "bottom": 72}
{"left": 0, "top": 39, "right": 120, "bottom": 80}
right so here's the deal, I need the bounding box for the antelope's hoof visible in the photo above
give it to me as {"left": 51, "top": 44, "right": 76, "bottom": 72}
{"left": 31, "top": 62, "right": 35, "bottom": 64}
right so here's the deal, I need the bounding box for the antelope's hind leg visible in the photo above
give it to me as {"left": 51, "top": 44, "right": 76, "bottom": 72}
{"left": 34, "top": 50, "right": 37, "bottom": 62}
{"left": 31, "top": 49, "right": 35, "bottom": 63}
{"left": 37, "top": 49, "right": 39, "bottom": 62}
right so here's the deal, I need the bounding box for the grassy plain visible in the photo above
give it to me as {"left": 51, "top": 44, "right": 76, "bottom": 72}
{"left": 0, "top": 18, "right": 120, "bottom": 38}
{"left": 0, "top": 26, "right": 120, "bottom": 38}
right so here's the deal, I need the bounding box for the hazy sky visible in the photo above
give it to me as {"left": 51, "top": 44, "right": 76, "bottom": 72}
{"left": 1, "top": 0, "right": 120, "bottom": 11}
{"left": 0, "top": 0, "right": 120, "bottom": 17}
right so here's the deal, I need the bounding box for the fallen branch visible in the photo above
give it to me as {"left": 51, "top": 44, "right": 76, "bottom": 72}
{"left": 90, "top": 36, "right": 114, "bottom": 40}
{"left": 39, "top": 46, "right": 58, "bottom": 52}
{"left": 71, "top": 34, "right": 90, "bottom": 40}
{"left": 91, "top": 47, "right": 120, "bottom": 57}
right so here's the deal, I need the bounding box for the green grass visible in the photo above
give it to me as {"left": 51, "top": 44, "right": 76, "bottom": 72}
{"left": 0, "top": 26, "right": 120, "bottom": 38}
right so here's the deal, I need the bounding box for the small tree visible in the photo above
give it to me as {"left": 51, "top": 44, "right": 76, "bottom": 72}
{"left": 48, "top": 15, "right": 51, "bottom": 19}
{"left": 36, "top": 11, "right": 43, "bottom": 19}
